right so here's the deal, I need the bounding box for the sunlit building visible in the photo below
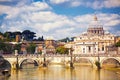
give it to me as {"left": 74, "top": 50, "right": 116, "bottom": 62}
{"left": 0, "top": 35, "right": 3, "bottom": 40}
{"left": 16, "top": 35, "right": 21, "bottom": 42}
{"left": 115, "top": 36, "right": 120, "bottom": 43}
{"left": 67, "top": 16, "right": 115, "bottom": 54}
{"left": 45, "top": 38, "right": 56, "bottom": 54}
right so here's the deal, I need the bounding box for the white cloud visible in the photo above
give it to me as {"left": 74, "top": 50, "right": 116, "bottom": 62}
{"left": 74, "top": 14, "right": 93, "bottom": 23}
{"left": 0, "top": 0, "right": 11, "bottom": 1}
{"left": 28, "top": 11, "right": 74, "bottom": 32}
{"left": 92, "top": 1, "right": 104, "bottom": 9}
{"left": 53, "top": 27, "right": 75, "bottom": 39}
{"left": 70, "top": 1, "right": 82, "bottom": 7}
{"left": 105, "top": 20, "right": 120, "bottom": 27}
{"left": 97, "top": 14, "right": 120, "bottom": 29}
{"left": 115, "top": 31, "right": 120, "bottom": 36}
{"left": 0, "top": 1, "right": 120, "bottom": 40}
{"left": 74, "top": 13, "right": 120, "bottom": 32}
{"left": 50, "top": 0, "right": 69, "bottom": 4}
{"left": 104, "top": 0, "right": 120, "bottom": 8}
{"left": 50, "top": 0, "right": 83, "bottom": 7}
{"left": 50, "top": 0, "right": 120, "bottom": 9}
{"left": 0, "top": 2, "right": 51, "bottom": 19}
{"left": 86, "top": 0, "right": 120, "bottom": 9}
{"left": 30, "top": 11, "right": 66, "bottom": 22}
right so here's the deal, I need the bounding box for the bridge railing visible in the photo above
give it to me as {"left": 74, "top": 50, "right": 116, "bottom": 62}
{"left": 73, "top": 54, "right": 120, "bottom": 57}
{"left": 1, "top": 53, "right": 120, "bottom": 58}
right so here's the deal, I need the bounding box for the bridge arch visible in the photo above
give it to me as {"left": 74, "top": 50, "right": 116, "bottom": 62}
{"left": 0, "top": 59, "right": 11, "bottom": 70}
{"left": 101, "top": 57, "right": 120, "bottom": 68}
{"left": 19, "top": 59, "right": 39, "bottom": 69}
{"left": 74, "top": 57, "right": 94, "bottom": 67}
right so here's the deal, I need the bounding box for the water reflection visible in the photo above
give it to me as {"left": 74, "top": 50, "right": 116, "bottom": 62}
{"left": 95, "top": 69, "right": 100, "bottom": 80}
{"left": 7, "top": 65, "right": 120, "bottom": 80}
{"left": 70, "top": 69, "right": 76, "bottom": 80}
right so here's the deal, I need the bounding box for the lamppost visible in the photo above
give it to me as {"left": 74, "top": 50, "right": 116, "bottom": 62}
{"left": 69, "top": 47, "right": 74, "bottom": 68}
{"left": 95, "top": 42, "right": 101, "bottom": 69}
{"left": 97, "top": 52, "right": 101, "bottom": 69}
{"left": 42, "top": 45, "right": 47, "bottom": 67}
{"left": 15, "top": 50, "right": 19, "bottom": 70}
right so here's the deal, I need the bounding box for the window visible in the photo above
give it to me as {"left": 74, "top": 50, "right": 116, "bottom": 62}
{"left": 102, "top": 46, "right": 104, "bottom": 51}
{"left": 98, "top": 48, "right": 100, "bottom": 51}
{"left": 83, "top": 48, "right": 85, "bottom": 53}
{"left": 94, "top": 48, "right": 96, "bottom": 53}
{"left": 88, "top": 46, "right": 91, "bottom": 52}
{"left": 95, "top": 30, "right": 96, "bottom": 33}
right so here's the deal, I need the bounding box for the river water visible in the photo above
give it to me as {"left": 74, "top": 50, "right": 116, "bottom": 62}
{"left": 2, "top": 65, "right": 120, "bottom": 80}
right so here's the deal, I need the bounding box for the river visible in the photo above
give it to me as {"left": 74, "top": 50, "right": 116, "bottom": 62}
{"left": 1, "top": 65, "right": 120, "bottom": 80}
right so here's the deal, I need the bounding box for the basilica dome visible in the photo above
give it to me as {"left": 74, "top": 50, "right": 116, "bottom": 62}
{"left": 87, "top": 15, "right": 104, "bottom": 35}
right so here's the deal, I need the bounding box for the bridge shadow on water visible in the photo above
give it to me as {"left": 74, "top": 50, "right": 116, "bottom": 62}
{"left": 19, "top": 59, "right": 38, "bottom": 69}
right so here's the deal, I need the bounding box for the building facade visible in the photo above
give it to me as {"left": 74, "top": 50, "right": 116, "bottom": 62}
{"left": 115, "top": 36, "right": 120, "bottom": 43}
{"left": 67, "top": 16, "right": 115, "bottom": 54}
{"left": 0, "top": 35, "right": 3, "bottom": 40}
{"left": 45, "top": 39, "right": 57, "bottom": 54}
{"left": 16, "top": 35, "right": 21, "bottom": 42}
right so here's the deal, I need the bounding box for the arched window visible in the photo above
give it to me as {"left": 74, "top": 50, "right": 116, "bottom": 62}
{"left": 83, "top": 48, "right": 85, "bottom": 53}
{"left": 88, "top": 46, "right": 91, "bottom": 52}
{"left": 102, "top": 46, "right": 104, "bottom": 51}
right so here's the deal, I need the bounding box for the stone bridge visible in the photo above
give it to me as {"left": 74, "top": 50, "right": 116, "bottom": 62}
{"left": 1, "top": 54, "right": 120, "bottom": 69}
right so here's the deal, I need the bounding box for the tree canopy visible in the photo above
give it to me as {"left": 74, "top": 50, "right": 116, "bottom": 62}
{"left": 0, "top": 32, "right": 3, "bottom": 35}
{"left": 115, "top": 40, "right": 120, "bottom": 47}
{"left": 56, "top": 46, "right": 69, "bottom": 54}
{"left": 14, "top": 44, "right": 21, "bottom": 52}
{"left": 27, "top": 43, "right": 36, "bottom": 54}
{"left": 22, "top": 30, "right": 36, "bottom": 41}
{"left": 0, "top": 42, "right": 13, "bottom": 54}
{"left": 58, "top": 37, "right": 75, "bottom": 42}
{"left": 0, "top": 30, "right": 37, "bottom": 41}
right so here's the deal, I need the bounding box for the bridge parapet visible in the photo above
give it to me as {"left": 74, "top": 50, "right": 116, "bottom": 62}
{"left": 2, "top": 54, "right": 120, "bottom": 58}
{"left": 1, "top": 53, "right": 120, "bottom": 69}
{"left": 73, "top": 54, "right": 120, "bottom": 57}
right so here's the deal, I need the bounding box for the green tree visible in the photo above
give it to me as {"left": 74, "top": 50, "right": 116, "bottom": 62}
{"left": 27, "top": 43, "right": 36, "bottom": 54}
{"left": 37, "top": 36, "right": 44, "bottom": 41}
{"left": 3, "top": 32, "right": 14, "bottom": 41}
{"left": 58, "top": 37, "right": 70, "bottom": 42}
{"left": 0, "top": 42, "right": 13, "bottom": 54}
{"left": 22, "top": 30, "right": 36, "bottom": 41}
{"left": 115, "top": 41, "right": 120, "bottom": 47}
{"left": 5, "top": 44, "right": 13, "bottom": 53}
{"left": 95, "top": 61, "right": 101, "bottom": 69}
{"left": 3, "top": 32, "right": 10, "bottom": 41}
{"left": 38, "top": 51, "right": 42, "bottom": 54}
{"left": 0, "top": 32, "right": 3, "bottom": 36}
{"left": 0, "top": 42, "right": 6, "bottom": 51}
{"left": 14, "top": 44, "right": 21, "bottom": 53}
{"left": 56, "top": 46, "right": 69, "bottom": 54}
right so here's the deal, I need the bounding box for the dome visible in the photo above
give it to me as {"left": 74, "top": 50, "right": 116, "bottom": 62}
{"left": 89, "top": 15, "right": 103, "bottom": 28}
{"left": 87, "top": 15, "right": 104, "bottom": 35}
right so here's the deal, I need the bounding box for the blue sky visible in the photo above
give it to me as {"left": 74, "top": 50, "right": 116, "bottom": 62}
{"left": 0, "top": 0, "right": 120, "bottom": 40}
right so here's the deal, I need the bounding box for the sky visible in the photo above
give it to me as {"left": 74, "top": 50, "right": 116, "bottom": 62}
{"left": 0, "top": 0, "right": 120, "bottom": 40}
